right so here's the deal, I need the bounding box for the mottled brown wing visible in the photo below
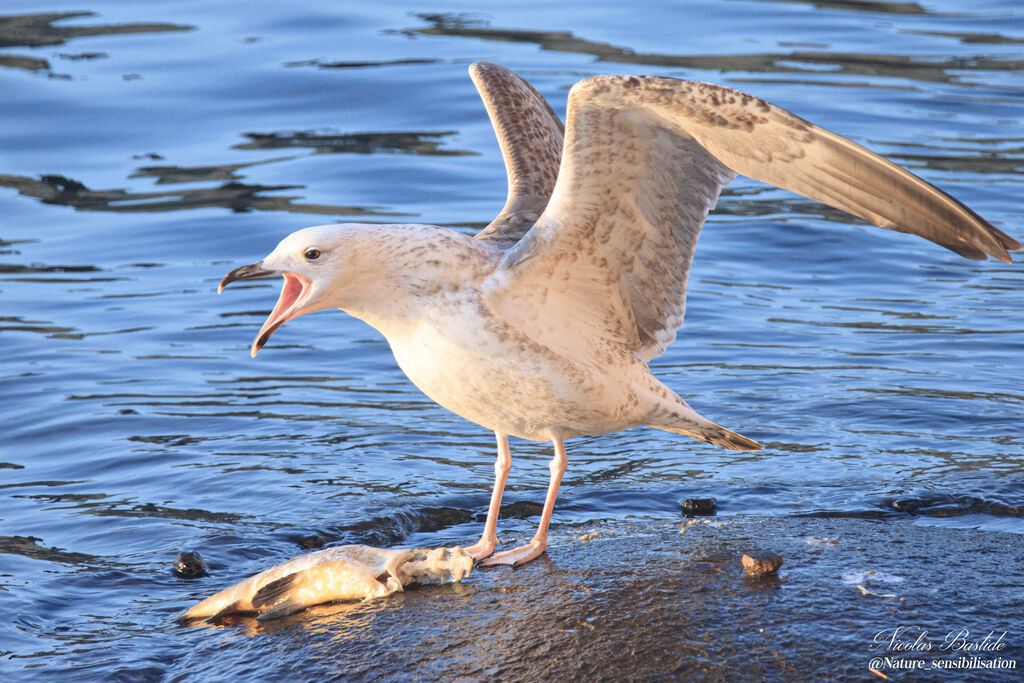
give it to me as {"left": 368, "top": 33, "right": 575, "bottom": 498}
{"left": 469, "top": 62, "right": 565, "bottom": 245}
{"left": 489, "top": 75, "right": 1019, "bottom": 362}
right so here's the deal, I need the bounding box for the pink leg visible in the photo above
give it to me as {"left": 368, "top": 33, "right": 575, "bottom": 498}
{"left": 464, "top": 432, "right": 512, "bottom": 561}
{"left": 479, "top": 438, "right": 567, "bottom": 567}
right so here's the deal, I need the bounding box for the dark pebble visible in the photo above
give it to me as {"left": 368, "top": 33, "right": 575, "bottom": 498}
{"left": 892, "top": 499, "right": 919, "bottom": 514}
{"left": 297, "top": 535, "right": 326, "bottom": 550}
{"left": 741, "top": 553, "right": 783, "bottom": 577}
{"left": 173, "top": 551, "right": 207, "bottom": 579}
{"left": 680, "top": 497, "right": 716, "bottom": 517}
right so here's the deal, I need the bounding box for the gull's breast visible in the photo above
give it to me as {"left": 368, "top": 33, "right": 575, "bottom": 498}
{"left": 379, "top": 291, "right": 648, "bottom": 441}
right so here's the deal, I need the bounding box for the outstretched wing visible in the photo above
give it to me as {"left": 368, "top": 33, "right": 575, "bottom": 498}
{"left": 469, "top": 62, "right": 564, "bottom": 246}
{"left": 488, "top": 75, "right": 1020, "bottom": 362}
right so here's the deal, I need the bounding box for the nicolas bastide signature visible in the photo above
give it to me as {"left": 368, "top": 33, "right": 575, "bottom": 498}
{"left": 872, "top": 626, "right": 1007, "bottom": 654}
{"left": 868, "top": 626, "right": 1017, "bottom": 673}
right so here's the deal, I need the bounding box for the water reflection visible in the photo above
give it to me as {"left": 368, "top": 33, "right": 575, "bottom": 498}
{"left": 908, "top": 30, "right": 1024, "bottom": 45}
{"left": 0, "top": 11, "right": 192, "bottom": 48}
{"left": 0, "top": 128, "right": 472, "bottom": 215}
{"left": 129, "top": 161, "right": 262, "bottom": 185}
{"left": 716, "top": 186, "right": 871, "bottom": 222}
{"left": 0, "top": 10, "right": 192, "bottom": 75}
{"left": 882, "top": 141, "right": 1024, "bottom": 175}
{"left": 410, "top": 13, "right": 1024, "bottom": 83}
{"left": 767, "top": 315, "right": 1023, "bottom": 334}
{"left": 285, "top": 57, "right": 441, "bottom": 69}
{"left": 0, "top": 172, "right": 396, "bottom": 216}
{"left": 0, "top": 535, "right": 100, "bottom": 565}
{"left": 84, "top": 501, "right": 245, "bottom": 524}
{"left": 234, "top": 130, "right": 473, "bottom": 156}
{"left": 0, "top": 316, "right": 76, "bottom": 337}
{"left": 8, "top": 487, "right": 247, "bottom": 526}
{"left": 191, "top": 598, "right": 389, "bottom": 636}
{"left": 756, "top": 0, "right": 929, "bottom": 14}
{"left": 0, "top": 263, "right": 101, "bottom": 274}
{"left": 0, "top": 53, "right": 47, "bottom": 73}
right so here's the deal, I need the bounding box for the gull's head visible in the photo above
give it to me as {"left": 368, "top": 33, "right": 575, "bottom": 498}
{"left": 218, "top": 224, "right": 359, "bottom": 357}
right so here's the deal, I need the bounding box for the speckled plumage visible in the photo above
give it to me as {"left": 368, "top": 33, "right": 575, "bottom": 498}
{"left": 219, "top": 63, "right": 1019, "bottom": 567}
{"left": 471, "top": 62, "right": 564, "bottom": 246}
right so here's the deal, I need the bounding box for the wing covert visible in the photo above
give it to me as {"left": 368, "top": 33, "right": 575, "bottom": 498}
{"left": 487, "top": 75, "right": 1019, "bottom": 362}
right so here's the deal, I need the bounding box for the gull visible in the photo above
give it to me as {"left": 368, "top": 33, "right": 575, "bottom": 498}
{"left": 219, "top": 62, "right": 1019, "bottom": 567}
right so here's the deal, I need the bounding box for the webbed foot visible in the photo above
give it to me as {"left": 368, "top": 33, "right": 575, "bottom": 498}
{"left": 477, "top": 538, "right": 546, "bottom": 567}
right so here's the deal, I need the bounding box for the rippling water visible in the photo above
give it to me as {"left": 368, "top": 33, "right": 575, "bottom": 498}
{"left": 2, "top": 0, "right": 1022, "bottom": 678}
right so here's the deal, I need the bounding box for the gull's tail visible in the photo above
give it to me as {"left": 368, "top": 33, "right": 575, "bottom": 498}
{"left": 647, "top": 403, "right": 763, "bottom": 452}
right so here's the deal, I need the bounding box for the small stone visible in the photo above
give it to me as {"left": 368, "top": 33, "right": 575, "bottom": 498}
{"left": 892, "top": 499, "right": 919, "bottom": 514}
{"left": 680, "top": 497, "right": 716, "bottom": 517}
{"left": 742, "top": 553, "right": 783, "bottom": 577}
{"left": 173, "top": 551, "right": 207, "bottom": 579}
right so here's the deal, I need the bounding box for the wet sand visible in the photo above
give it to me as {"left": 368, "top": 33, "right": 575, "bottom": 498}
{"left": 178, "top": 516, "right": 1022, "bottom": 680}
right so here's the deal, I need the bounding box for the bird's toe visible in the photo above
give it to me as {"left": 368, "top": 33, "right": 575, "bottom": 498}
{"left": 477, "top": 539, "right": 546, "bottom": 567}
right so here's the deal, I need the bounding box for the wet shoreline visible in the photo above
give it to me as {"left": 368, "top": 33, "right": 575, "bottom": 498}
{"left": 174, "top": 515, "right": 1023, "bottom": 681}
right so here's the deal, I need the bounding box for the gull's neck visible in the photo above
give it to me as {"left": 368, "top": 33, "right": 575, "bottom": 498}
{"left": 332, "top": 224, "right": 496, "bottom": 333}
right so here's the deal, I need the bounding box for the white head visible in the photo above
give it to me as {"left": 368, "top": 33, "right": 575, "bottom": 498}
{"left": 219, "top": 223, "right": 366, "bottom": 357}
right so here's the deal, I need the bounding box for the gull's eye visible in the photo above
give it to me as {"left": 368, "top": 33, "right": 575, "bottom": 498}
{"left": 304, "top": 248, "right": 321, "bottom": 261}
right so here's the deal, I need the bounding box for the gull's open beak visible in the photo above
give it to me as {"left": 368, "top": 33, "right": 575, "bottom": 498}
{"left": 218, "top": 261, "right": 277, "bottom": 294}
{"left": 218, "top": 261, "right": 312, "bottom": 358}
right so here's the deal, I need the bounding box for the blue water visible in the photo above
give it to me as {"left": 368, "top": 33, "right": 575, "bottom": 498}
{"left": 1, "top": 0, "right": 1022, "bottom": 678}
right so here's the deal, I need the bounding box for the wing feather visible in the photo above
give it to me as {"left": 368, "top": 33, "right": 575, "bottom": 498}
{"left": 488, "top": 75, "right": 1019, "bottom": 362}
{"left": 469, "top": 63, "right": 564, "bottom": 245}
